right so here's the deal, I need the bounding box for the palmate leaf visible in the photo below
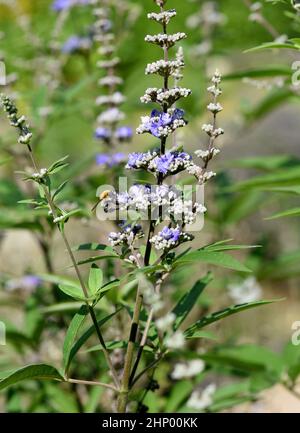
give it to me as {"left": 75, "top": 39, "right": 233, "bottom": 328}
{"left": 184, "top": 299, "right": 282, "bottom": 337}
{"left": 174, "top": 249, "right": 251, "bottom": 273}
{"left": 172, "top": 273, "right": 213, "bottom": 331}
{"left": 0, "top": 365, "right": 64, "bottom": 391}
{"left": 63, "top": 305, "right": 88, "bottom": 373}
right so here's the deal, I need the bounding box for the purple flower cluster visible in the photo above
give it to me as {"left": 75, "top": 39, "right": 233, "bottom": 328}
{"left": 141, "top": 108, "right": 185, "bottom": 138}
{"left": 52, "top": 0, "right": 89, "bottom": 11}
{"left": 5, "top": 275, "right": 42, "bottom": 293}
{"left": 116, "top": 126, "right": 133, "bottom": 141}
{"left": 159, "top": 226, "right": 180, "bottom": 243}
{"left": 154, "top": 151, "right": 191, "bottom": 174}
{"left": 126, "top": 151, "right": 156, "bottom": 170}
{"left": 95, "top": 126, "right": 132, "bottom": 142}
{"left": 62, "top": 35, "right": 92, "bottom": 54}
{"left": 108, "top": 223, "right": 144, "bottom": 248}
{"left": 150, "top": 226, "right": 193, "bottom": 251}
{"left": 96, "top": 152, "right": 125, "bottom": 168}
{"left": 126, "top": 150, "right": 191, "bottom": 176}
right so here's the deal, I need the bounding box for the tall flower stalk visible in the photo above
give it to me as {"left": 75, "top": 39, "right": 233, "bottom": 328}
{"left": 93, "top": 0, "right": 132, "bottom": 168}
{"left": 100, "top": 0, "right": 224, "bottom": 412}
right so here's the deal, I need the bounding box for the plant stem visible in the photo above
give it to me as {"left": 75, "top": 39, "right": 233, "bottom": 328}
{"left": 129, "top": 308, "right": 153, "bottom": 385}
{"left": 129, "top": 272, "right": 169, "bottom": 385}
{"left": 131, "top": 354, "right": 164, "bottom": 388}
{"left": 68, "top": 378, "right": 117, "bottom": 391}
{"left": 26, "top": 147, "right": 120, "bottom": 389}
{"left": 117, "top": 287, "right": 143, "bottom": 412}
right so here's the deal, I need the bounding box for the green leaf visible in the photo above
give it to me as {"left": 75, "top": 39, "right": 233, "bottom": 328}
{"left": 174, "top": 250, "right": 251, "bottom": 273}
{"left": 41, "top": 302, "right": 83, "bottom": 314}
{"left": 245, "top": 41, "right": 300, "bottom": 53}
{"left": 88, "top": 264, "right": 103, "bottom": 296}
{"left": 245, "top": 88, "right": 296, "bottom": 122}
{"left": 230, "top": 155, "right": 299, "bottom": 171}
{"left": 266, "top": 207, "right": 300, "bottom": 220}
{"left": 202, "top": 345, "right": 283, "bottom": 377}
{"left": 75, "top": 255, "right": 120, "bottom": 267}
{"left": 99, "top": 279, "right": 120, "bottom": 294}
{"left": 185, "top": 330, "right": 219, "bottom": 341}
{"left": 184, "top": 299, "right": 282, "bottom": 337}
{"left": 58, "top": 284, "right": 90, "bottom": 302}
{"left": 172, "top": 273, "right": 213, "bottom": 331}
{"left": 260, "top": 249, "right": 300, "bottom": 280}
{"left": 45, "top": 383, "right": 79, "bottom": 413}
{"left": 38, "top": 274, "right": 80, "bottom": 288}
{"left": 56, "top": 209, "right": 84, "bottom": 224}
{"left": 52, "top": 180, "right": 69, "bottom": 201}
{"left": 224, "top": 65, "right": 292, "bottom": 80}
{"left": 203, "top": 242, "right": 260, "bottom": 253}
{"left": 165, "top": 380, "right": 195, "bottom": 412}
{"left": 47, "top": 156, "right": 69, "bottom": 175}
{"left": 0, "top": 365, "right": 64, "bottom": 391}
{"left": 72, "top": 243, "right": 115, "bottom": 253}
{"left": 65, "top": 309, "right": 122, "bottom": 372}
{"left": 63, "top": 305, "right": 88, "bottom": 374}
{"left": 84, "top": 341, "right": 128, "bottom": 353}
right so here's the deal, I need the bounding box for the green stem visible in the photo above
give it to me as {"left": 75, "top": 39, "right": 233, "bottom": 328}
{"left": 117, "top": 287, "right": 143, "bottom": 412}
{"left": 27, "top": 148, "right": 120, "bottom": 389}
{"left": 68, "top": 378, "right": 117, "bottom": 391}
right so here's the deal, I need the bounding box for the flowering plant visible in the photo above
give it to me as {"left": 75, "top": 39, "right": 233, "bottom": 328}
{"left": 0, "top": 0, "right": 294, "bottom": 415}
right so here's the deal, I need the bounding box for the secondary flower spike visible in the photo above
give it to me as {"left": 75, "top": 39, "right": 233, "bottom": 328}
{"left": 93, "top": 0, "right": 132, "bottom": 168}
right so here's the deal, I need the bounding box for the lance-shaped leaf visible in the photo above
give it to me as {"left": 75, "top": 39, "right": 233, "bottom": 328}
{"left": 245, "top": 41, "right": 300, "bottom": 53}
{"left": 58, "top": 284, "right": 90, "bottom": 302}
{"left": 224, "top": 66, "right": 292, "bottom": 80}
{"left": 63, "top": 305, "right": 89, "bottom": 374}
{"left": 52, "top": 180, "right": 69, "bottom": 201}
{"left": 265, "top": 207, "right": 300, "bottom": 220}
{"left": 172, "top": 273, "right": 213, "bottom": 331}
{"left": 174, "top": 249, "right": 251, "bottom": 273}
{"left": 47, "top": 155, "right": 69, "bottom": 175}
{"left": 88, "top": 264, "right": 103, "bottom": 296}
{"left": 0, "top": 365, "right": 64, "bottom": 391}
{"left": 184, "top": 299, "right": 282, "bottom": 337}
{"left": 65, "top": 308, "right": 122, "bottom": 373}
{"left": 72, "top": 243, "right": 116, "bottom": 254}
